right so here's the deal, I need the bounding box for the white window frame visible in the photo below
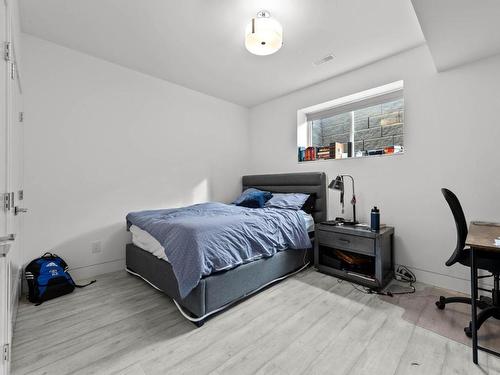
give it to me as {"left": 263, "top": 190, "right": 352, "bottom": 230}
{"left": 297, "top": 80, "right": 404, "bottom": 151}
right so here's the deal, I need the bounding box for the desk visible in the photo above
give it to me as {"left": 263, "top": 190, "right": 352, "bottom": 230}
{"left": 466, "top": 221, "right": 500, "bottom": 364}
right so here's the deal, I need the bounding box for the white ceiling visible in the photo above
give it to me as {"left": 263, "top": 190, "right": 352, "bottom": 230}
{"left": 19, "top": 0, "right": 424, "bottom": 107}
{"left": 411, "top": 0, "right": 500, "bottom": 72}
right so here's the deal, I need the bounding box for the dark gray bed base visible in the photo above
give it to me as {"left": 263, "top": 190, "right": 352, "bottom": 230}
{"left": 126, "top": 243, "right": 310, "bottom": 323}
{"left": 125, "top": 172, "right": 327, "bottom": 325}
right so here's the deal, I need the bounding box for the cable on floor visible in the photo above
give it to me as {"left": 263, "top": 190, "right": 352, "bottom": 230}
{"left": 336, "top": 265, "right": 416, "bottom": 297}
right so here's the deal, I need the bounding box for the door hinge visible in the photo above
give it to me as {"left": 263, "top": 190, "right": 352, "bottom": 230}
{"left": 1, "top": 193, "right": 14, "bottom": 211}
{"left": 10, "top": 61, "right": 15, "bottom": 79}
{"left": 4, "top": 42, "right": 11, "bottom": 62}
{"left": 2, "top": 344, "right": 9, "bottom": 362}
{"left": 1, "top": 193, "right": 9, "bottom": 210}
{"left": 5, "top": 42, "right": 15, "bottom": 79}
{"left": 19, "top": 111, "right": 24, "bottom": 122}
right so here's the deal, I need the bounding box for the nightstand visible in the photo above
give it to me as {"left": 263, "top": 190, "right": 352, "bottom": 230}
{"left": 314, "top": 223, "right": 394, "bottom": 290}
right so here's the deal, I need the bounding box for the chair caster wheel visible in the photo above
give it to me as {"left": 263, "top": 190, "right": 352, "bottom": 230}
{"left": 464, "top": 323, "right": 472, "bottom": 338}
{"left": 435, "top": 296, "right": 446, "bottom": 310}
{"left": 477, "top": 300, "right": 489, "bottom": 310}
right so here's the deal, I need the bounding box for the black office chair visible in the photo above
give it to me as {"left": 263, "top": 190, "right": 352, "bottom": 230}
{"left": 436, "top": 188, "right": 500, "bottom": 337}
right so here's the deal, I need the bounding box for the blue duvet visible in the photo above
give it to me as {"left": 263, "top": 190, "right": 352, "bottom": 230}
{"left": 126, "top": 202, "right": 311, "bottom": 298}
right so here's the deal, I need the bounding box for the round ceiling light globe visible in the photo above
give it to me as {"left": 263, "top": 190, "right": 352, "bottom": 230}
{"left": 245, "top": 13, "right": 283, "bottom": 56}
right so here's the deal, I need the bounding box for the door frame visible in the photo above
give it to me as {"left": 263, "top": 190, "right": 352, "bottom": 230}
{"left": 0, "top": 0, "right": 10, "bottom": 372}
{"left": 1, "top": 0, "right": 22, "bottom": 373}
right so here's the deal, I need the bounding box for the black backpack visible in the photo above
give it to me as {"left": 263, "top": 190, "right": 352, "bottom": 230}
{"left": 25, "top": 252, "right": 95, "bottom": 305}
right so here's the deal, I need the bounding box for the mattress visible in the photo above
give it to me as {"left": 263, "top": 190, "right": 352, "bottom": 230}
{"left": 129, "top": 210, "right": 315, "bottom": 263}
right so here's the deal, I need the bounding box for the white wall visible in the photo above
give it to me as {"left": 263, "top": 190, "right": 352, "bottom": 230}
{"left": 21, "top": 34, "right": 249, "bottom": 280}
{"left": 20, "top": 32, "right": 500, "bottom": 293}
{"left": 248, "top": 45, "right": 500, "bottom": 293}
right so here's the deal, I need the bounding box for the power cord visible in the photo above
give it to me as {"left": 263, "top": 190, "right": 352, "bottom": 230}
{"left": 386, "top": 265, "right": 416, "bottom": 296}
{"left": 336, "top": 279, "right": 374, "bottom": 294}
{"left": 337, "top": 265, "right": 416, "bottom": 297}
{"left": 395, "top": 265, "right": 416, "bottom": 283}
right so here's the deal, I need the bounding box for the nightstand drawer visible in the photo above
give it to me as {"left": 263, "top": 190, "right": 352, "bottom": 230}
{"left": 317, "top": 230, "right": 375, "bottom": 256}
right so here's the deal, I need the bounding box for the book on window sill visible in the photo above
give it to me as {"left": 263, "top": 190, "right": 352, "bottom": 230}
{"left": 334, "top": 142, "right": 344, "bottom": 159}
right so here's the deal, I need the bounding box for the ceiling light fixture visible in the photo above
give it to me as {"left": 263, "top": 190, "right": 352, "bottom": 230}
{"left": 245, "top": 10, "right": 283, "bottom": 56}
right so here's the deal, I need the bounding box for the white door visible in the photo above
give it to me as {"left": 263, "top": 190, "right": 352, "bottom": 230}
{"left": 1, "top": 0, "right": 24, "bottom": 372}
{"left": 1, "top": 0, "right": 11, "bottom": 372}
{"left": 0, "top": 0, "right": 8, "bottom": 238}
{"left": 6, "top": 0, "right": 25, "bottom": 305}
{"left": 8, "top": 38, "right": 25, "bottom": 346}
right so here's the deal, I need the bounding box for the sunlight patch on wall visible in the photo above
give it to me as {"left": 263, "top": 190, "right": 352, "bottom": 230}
{"left": 191, "top": 178, "right": 210, "bottom": 204}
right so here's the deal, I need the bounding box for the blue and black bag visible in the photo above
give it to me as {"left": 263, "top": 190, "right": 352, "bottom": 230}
{"left": 25, "top": 252, "right": 95, "bottom": 305}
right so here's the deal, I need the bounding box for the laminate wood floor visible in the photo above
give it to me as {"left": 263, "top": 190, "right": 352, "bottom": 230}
{"left": 11, "top": 269, "right": 500, "bottom": 374}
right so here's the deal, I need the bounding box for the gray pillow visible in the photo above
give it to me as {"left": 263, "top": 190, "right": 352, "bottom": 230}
{"left": 265, "top": 193, "right": 310, "bottom": 210}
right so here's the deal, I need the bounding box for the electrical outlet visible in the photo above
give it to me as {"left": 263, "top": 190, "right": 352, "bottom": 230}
{"left": 91, "top": 241, "right": 102, "bottom": 254}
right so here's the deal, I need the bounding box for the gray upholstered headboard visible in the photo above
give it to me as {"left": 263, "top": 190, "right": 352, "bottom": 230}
{"left": 241, "top": 172, "right": 327, "bottom": 223}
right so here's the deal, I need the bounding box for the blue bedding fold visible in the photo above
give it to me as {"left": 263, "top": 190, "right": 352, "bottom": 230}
{"left": 126, "top": 202, "right": 311, "bottom": 298}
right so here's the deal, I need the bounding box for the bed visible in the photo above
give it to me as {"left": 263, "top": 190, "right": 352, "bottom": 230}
{"left": 125, "top": 172, "right": 327, "bottom": 326}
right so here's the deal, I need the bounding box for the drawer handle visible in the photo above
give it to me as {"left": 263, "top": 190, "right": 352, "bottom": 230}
{"left": 338, "top": 238, "right": 350, "bottom": 243}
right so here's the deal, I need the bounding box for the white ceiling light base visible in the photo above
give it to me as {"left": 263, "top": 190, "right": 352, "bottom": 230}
{"left": 245, "top": 11, "right": 283, "bottom": 56}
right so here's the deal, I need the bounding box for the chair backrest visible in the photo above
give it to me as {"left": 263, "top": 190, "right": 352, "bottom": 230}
{"left": 441, "top": 188, "right": 468, "bottom": 267}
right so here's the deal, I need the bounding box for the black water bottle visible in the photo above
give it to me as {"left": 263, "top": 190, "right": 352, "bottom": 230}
{"left": 371, "top": 206, "right": 380, "bottom": 231}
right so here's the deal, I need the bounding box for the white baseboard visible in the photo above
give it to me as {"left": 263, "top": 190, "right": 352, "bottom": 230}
{"left": 69, "top": 258, "right": 125, "bottom": 282}
{"left": 67, "top": 259, "right": 485, "bottom": 295}
{"left": 400, "top": 264, "right": 493, "bottom": 295}
{"left": 52, "top": 259, "right": 486, "bottom": 297}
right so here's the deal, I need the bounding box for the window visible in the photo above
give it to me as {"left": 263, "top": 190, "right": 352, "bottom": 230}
{"left": 297, "top": 81, "right": 404, "bottom": 162}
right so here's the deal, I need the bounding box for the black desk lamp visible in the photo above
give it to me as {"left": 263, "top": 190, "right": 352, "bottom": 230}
{"left": 328, "top": 175, "right": 357, "bottom": 225}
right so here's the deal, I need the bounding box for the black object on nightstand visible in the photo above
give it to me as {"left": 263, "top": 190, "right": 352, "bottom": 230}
{"left": 314, "top": 223, "right": 394, "bottom": 290}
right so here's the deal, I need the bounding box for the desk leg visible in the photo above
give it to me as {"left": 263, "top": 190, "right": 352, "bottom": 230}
{"left": 470, "top": 248, "right": 478, "bottom": 364}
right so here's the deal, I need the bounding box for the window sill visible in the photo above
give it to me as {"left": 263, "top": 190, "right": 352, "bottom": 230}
{"left": 297, "top": 151, "right": 405, "bottom": 164}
